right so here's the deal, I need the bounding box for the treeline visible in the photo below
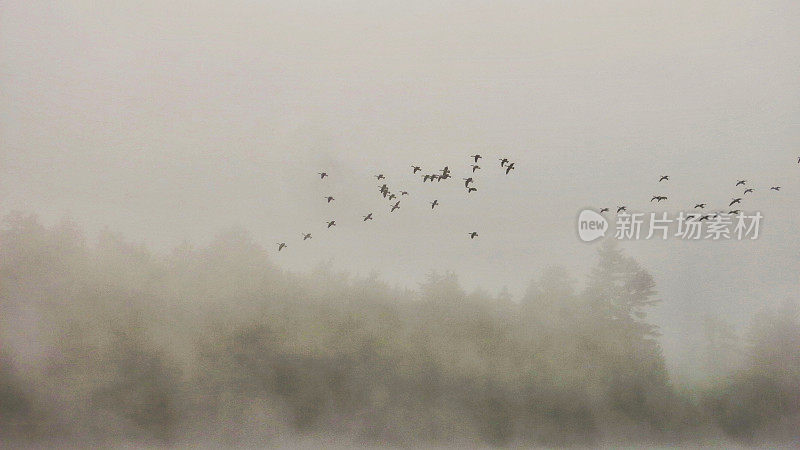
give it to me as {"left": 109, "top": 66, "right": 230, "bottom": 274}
{"left": 1, "top": 212, "right": 798, "bottom": 446}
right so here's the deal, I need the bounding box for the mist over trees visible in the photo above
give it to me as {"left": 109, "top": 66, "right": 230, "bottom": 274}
{"left": 1, "top": 212, "right": 798, "bottom": 446}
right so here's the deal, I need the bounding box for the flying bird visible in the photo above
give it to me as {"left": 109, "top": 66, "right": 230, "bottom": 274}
{"left": 463, "top": 177, "right": 474, "bottom": 187}
{"left": 505, "top": 163, "right": 515, "bottom": 174}
{"left": 318, "top": 172, "right": 328, "bottom": 179}
{"left": 423, "top": 174, "right": 432, "bottom": 182}
{"left": 401, "top": 191, "right": 409, "bottom": 196}
{"left": 390, "top": 201, "right": 400, "bottom": 212}
{"left": 325, "top": 196, "right": 335, "bottom": 203}
{"left": 388, "top": 193, "right": 397, "bottom": 200}
{"left": 278, "top": 243, "right": 287, "bottom": 251}
{"left": 743, "top": 188, "right": 754, "bottom": 195}
{"left": 694, "top": 203, "right": 707, "bottom": 209}
{"left": 471, "top": 154, "right": 482, "bottom": 163}
{"left": 499, "top": 158, "right": 509, "bottom": 167}
{"left": 471, "top": 165, "right": 481, "bottom": 173}
{"left": 326, "top": 221, "right": 336, "bottom": 228}
{"left": 469, "top": 232, "right": 478, "bottom": 239}
{"left": 375, "top": 174, "right": 385, "bottom": 180}
{"left": 659, "top": 175, "right": 669, "bottom": 182}
{"left": 302, "top": 233, "right": 312, "bottom": 241}
{"left": 430, "top": 200, "right": 439, "bottom": 209}
{"left": 728, "top": 210, "right": 742, "bottom": 215}
{"left": 363, "top": 213, "right": 373, "bottom": 221}
{"left": 650, "top": 196, "right": 667, "bottom": 202}
{"left": 770, "top": 186, "right": 781, "bottom": 191}
{"left": 599, "top": 208, "right": 610, "bottom": 213}
{"left": 617, "top": 206, "right": 627, "bottom": 213}
{"left": 412, "top": 166, "right": 421, "bottom": 174}
{"left": 729, "top": 198, "right": 742, "bottom": 206}
{"left": 467, "top": 187, "right": 477, "bottom": 193}
{"left": 736, "top": 180, "right": 746, "bottom": 186}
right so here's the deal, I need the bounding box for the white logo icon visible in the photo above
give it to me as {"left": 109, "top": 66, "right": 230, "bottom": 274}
{"left": 578, "top": 209, "right": 608, "bottom": 242}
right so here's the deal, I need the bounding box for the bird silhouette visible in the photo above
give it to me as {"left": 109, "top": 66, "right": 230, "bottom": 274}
{"left": 325, "top": 196, "right": 334, "bottom": 203}
{"left": 659, "top": 175, "right": 669, "bottom": 182}
{"left": 326, "top": 221, "right": 336, "bottom": 228}
{"left": 278, "top": 243, "right": 287, "bottom": 251}
{"left": 471, "top": 154, "right": 482, "bottom": 163}
{"left": 400, "top": 191, "right": 409, "bottom": 196}
{"left": 467, "top": 187, "right": 477, "bottom": 193}
{"left": 699, "top": 215, "right": 711, "bottom": 221}
{"left": 412, "top": 166, "right": 421, "bottom": 174}
{"left": 736, "top": 180, "right": 746, "bottom": 186}
{"left": 469, "top": 232, "right": 478, "bottom": 239}
{"left": 500, "top": 158, "right": 509, "bottom": 167}
{"left": 319, "top": 172, "right": 328, "bottom": 179}
{"left": 617, "top": 206, "right": 627, "bottom": 213}
{"left": 363, "top": 213, "right": 373, "bottom": 221}
{"left": 770, "top": 186, "right": 781, "bottom": 191}
{"left": 423, "top": 174, "right": 432, "bottom": 182}
{"left": 599, "top": 208, "right": 610, "bottom": 213}
{"left": 728, "top": 210, "right": 742, "bottom": 215}
{"left": 388, "top": 193, "right": 397, "bottom": 200}
{"left": 471, "top": 164, "right": 481, "bottom": 173}
{"left": 650, "top": 196, "right": 667, "bottom": 202}
{"left": 390, "top": 201, "right": 400, "bottom": 212}
{"left": 302, "top": 233, "right": 312, "bottom": 241}
{"left": 729, "top": 198, "right": 742, "bottom": 206}
{"left": 375, "top": 174, "right": 385, "bottom": 180}
{"left": 743, "top": 188, "right": 754, "bottom": 195}
{"left": 694, "top": 203, "right": 707, "bottom": 209}
{"left": 430, "top": 200, "right": 439, "bottom": 209}
{"left": 463, "top": 177, "right": 474, "bottom": 187}
{"left": 505, "top": 163, "right": 515, "bottom": 174}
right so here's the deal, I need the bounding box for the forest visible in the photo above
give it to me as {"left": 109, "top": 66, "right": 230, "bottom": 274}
{"left": 1, "top": 212, "right": 798, "bottom": 446}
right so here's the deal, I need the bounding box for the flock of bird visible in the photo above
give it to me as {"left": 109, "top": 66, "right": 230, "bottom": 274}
{"left": 276, "top": 155, "right": 797, "bottom": 252}
{"left": 275, "top": 155, "right": 517, "bottom": 252}
{"left": 598, "top": 163, "right": 791, "bottom": 222}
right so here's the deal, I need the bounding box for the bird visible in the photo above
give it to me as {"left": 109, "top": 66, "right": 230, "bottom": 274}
{"left": 617, "top": 206, "right": 627, "bottom": 213}
{"left": 326, "top": 221, "right": 336, "bottom": 228}
{"left": 375, "top": 174, "right": 385, "bottom": 180}
{"left": 390, "top": 201, "right": 400, "bottom": 212}
{"left": 736, "top": 180, "right": 746, "bottom": 186}
{"left": 363, "top": 213, "right": 373, "bottom": 221}
{"left": 743, "top": 188, "right": 755, "bottom": 195}
{"left": 278, "top": 243, "right": 287, "bottom": 251}
{"left": 439, "top": 173, "right": 450, "bottom": 180}
{"left": 430, "top": 200, "right": 439, "bottom": 209}
{"left": 469, "top": 232, "right": 478, "bottom": 239}
{"left": 505, "top": 162, "right": 515, "bottom": 174}
{"left": 412, "top": 166, "right": 421, "bottom": 174}
{"left": 770, "top": 186, "right": 781, "bottom": 191}
{"left": 423, "top": 174, "right": 432, "bottom": 182}
{"left": 694, "top": 203, "right": 707, "bottom": 209}
{"left": 400, "top": 191, "right": 409, "bottom": 196}
{"left": 302, "top": 233, "right": 312, "bottom": 241}
{"left": 499, "top": 158, "right": 509, "bottom": 167}
{"left": 463, "top": 177, "right": 474, "bottom": 187}
{"left": 318, "top": 172, "right": 328, "bottom": 179}
{"left": 599, "top": 208, "right": 610, "bottom": 213}
{"left": 471, "top": 154, "right": 482, "bottom": 163}
{"left": 325, "top": 196, "right": 335, "bottom": 203}
{"left": 388, "top": 193, "right": 397, "bottom": 200}
{"left": 729, "top": 198, "right": 742, "bottom": 206}
{"left": 467, "top": 187, "right": 477, "bottom": 193}
{"left": 650, "top": 195, "right": 667, "bottom": 202}
{"left": 699, "top": 215, "right": 711, "bottom": 222}
{"left": 659, "top": 175, "right": 669, "bottom": 182}
{"left": 728, "top": 210, "right": 742, "bottom": 215}
{"left": 471, "top": 165, "right": 481, "bottom": 173}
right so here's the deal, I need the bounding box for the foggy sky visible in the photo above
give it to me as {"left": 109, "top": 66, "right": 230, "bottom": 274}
{"left": 2, "top": 0, "right": 799, "bottom": 378}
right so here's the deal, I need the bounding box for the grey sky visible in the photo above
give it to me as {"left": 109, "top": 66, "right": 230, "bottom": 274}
{"left": 2, "top": 1, "right": 799, "bottom": 377}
